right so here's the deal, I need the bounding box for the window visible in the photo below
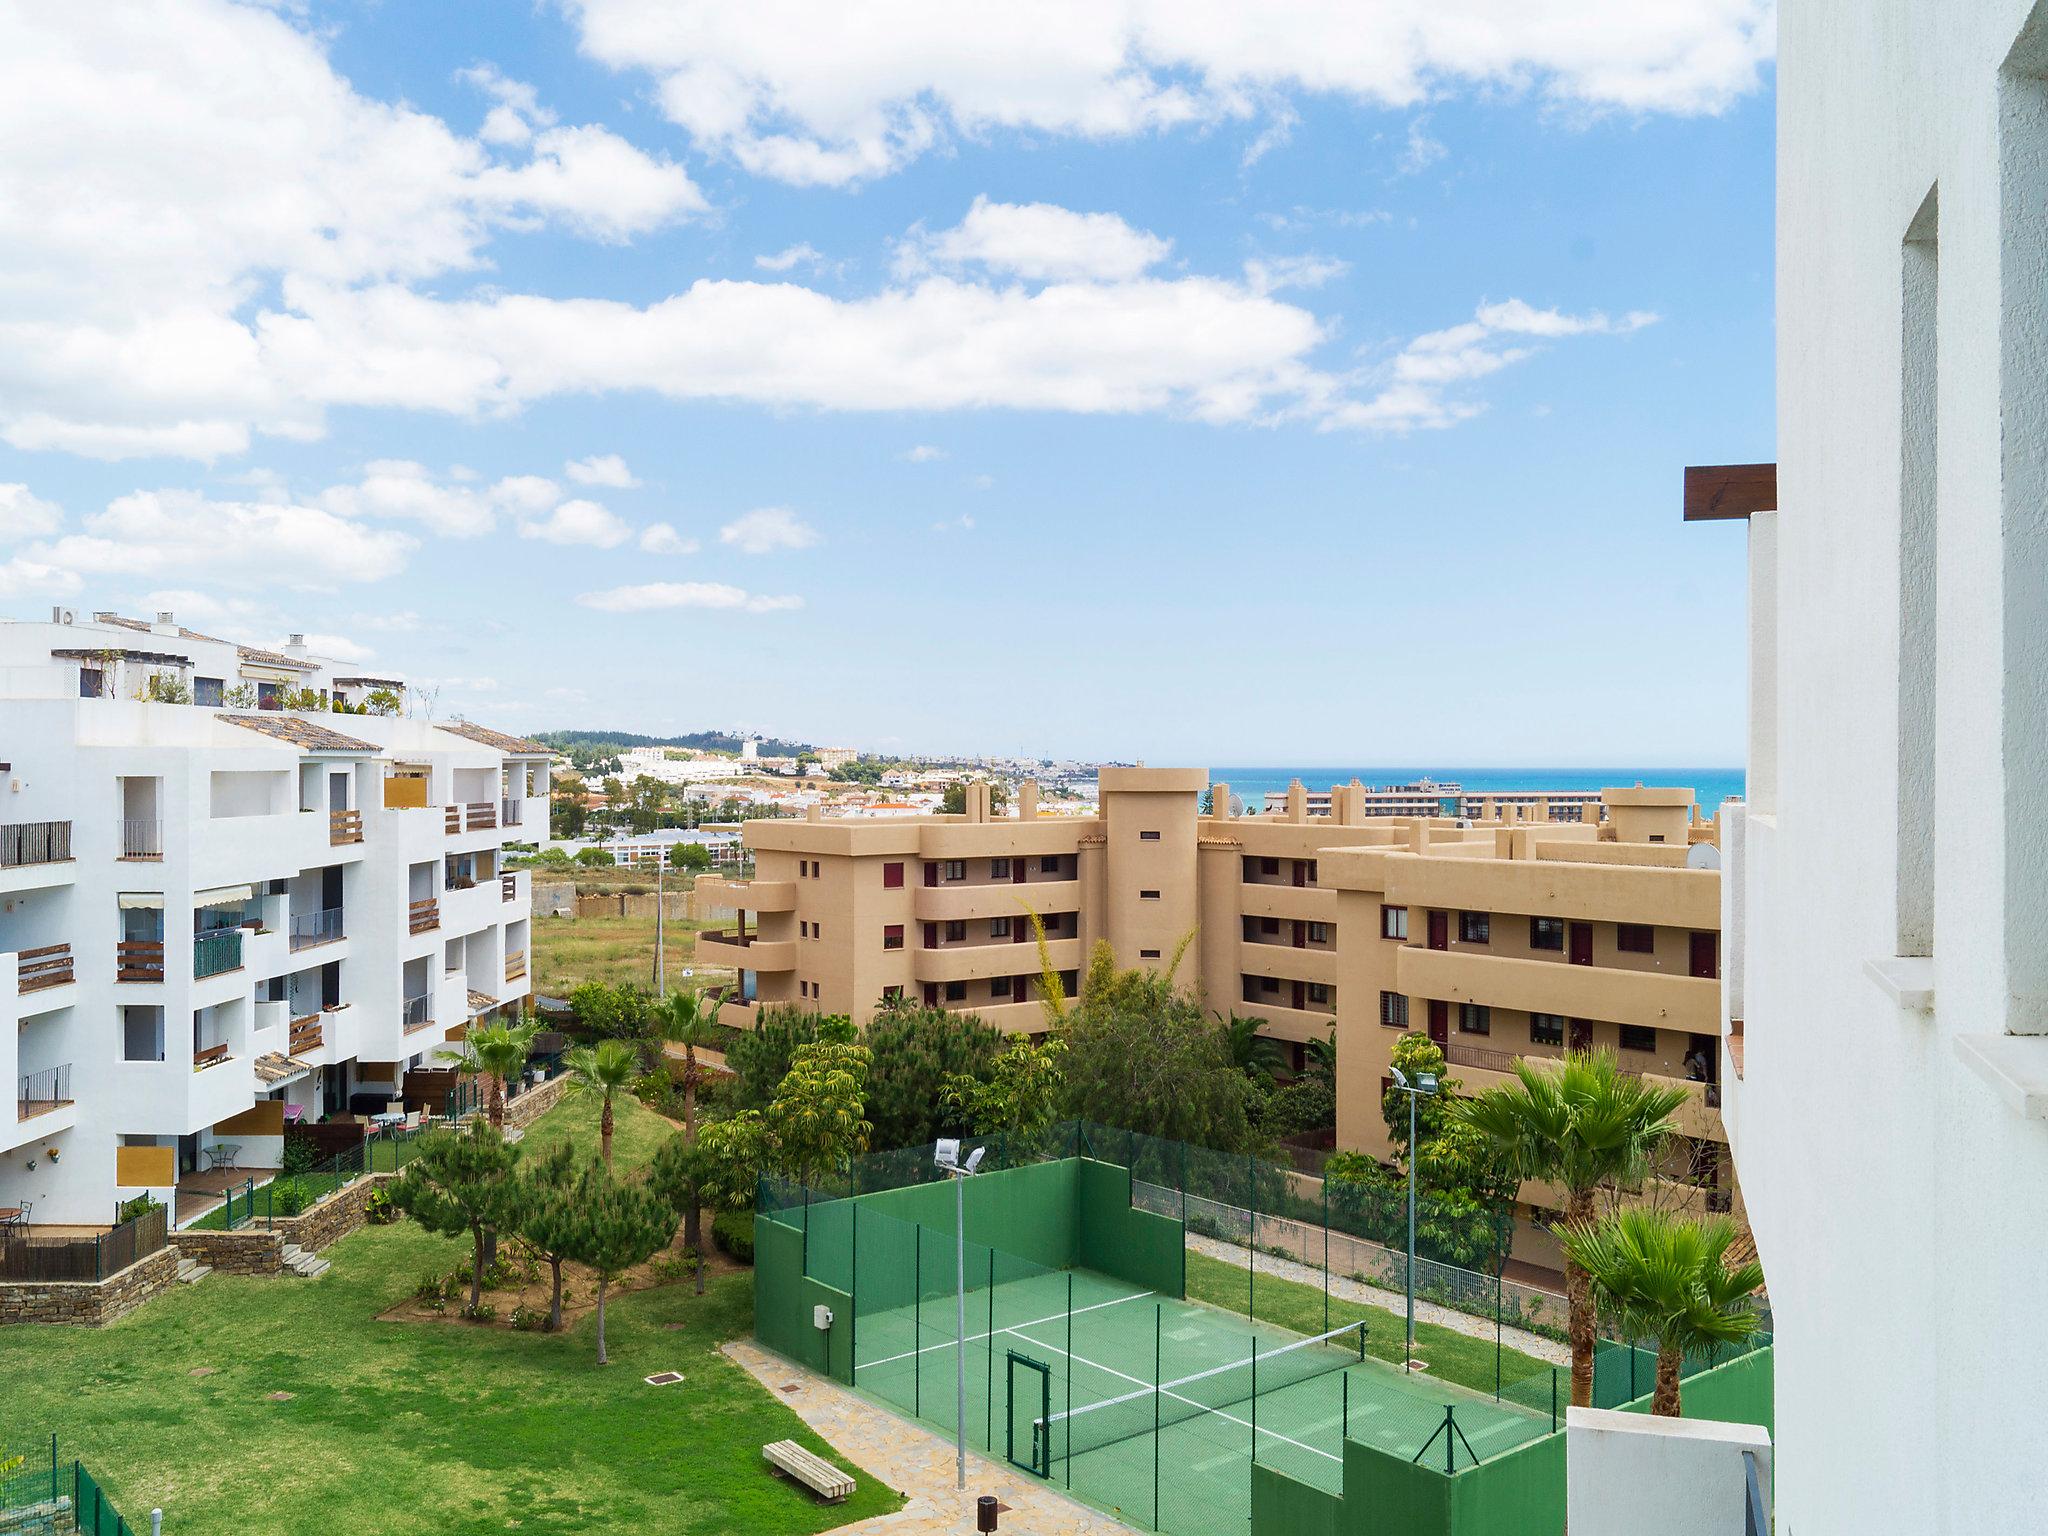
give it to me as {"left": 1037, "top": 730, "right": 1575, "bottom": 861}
{"left": 1307, "top": 922, "right": 1330, "bottom": 944}
{"left": 883, "top": 924, "right": 904, "bottom": 951}
{"left": 79, "top": 667, "right": 103, "bottom": 699}
{"left": 1617, "top": 924, "right": 1655, "bottom": 954}
{"left": 1139, "top": 948, "right": 1161, "bottom": 959}
{"left": 943, "top": 860, "right": 966, "bottom": 881}
{"left": 1619, "top": 1024, "right": 1658, "bottom": 1054}
{"left": 1140, "top": 830, "right": 1162, "bottom": 841}
{"left": 1459, "top": 912, "right": 1490, "bottom": 944}
{"left": 1140, "top": 889, "right": 1160, "bottom": 900}
{"left": 812, "top": 923, "right": 822, "bottom": 939}
{"left": 1260, "top": 916, "right": 1281, "bottom": 935}
{"left": 799, "top": 980, "right": 810, "bottom": 998}
{"left": 883, "top": 862, "right": 904, "bottom": 889}
{"left": 992, "top": 976, "right": 1013, "bottom": 997}
{"left": 1261, "top": 976, "right": 1280, "bottom": 994}
{"left": 1648, "top": 834, "right": 1666, "bottom": 844}
{"left": 882, "top": 985, "right": 904, "bottom": 1001}
{"left": 944, "top": 980, "right": 967, "bottom": 1002}
{"left": 1458, "top": 1003, "right": 1491, "bottom": 1036}
{"left": 799, "top": 921, "right": 809, "bottom": 938}
{"left": 194, "top": 677, "right": 224, "bottom": 707}
{"left": 1529, "top": 1013, "right": 1566, "bottom": 1047}
{"left": 1040, "top": 855, "right": 1061, "bottom": 873}
{"left": 799, "top": 859, "right": 809, "bottom": 877}
{"left": 944, "top": 920, "right": 966, "bottom": 942}
{"left": 990, "top": 916, "right": 1011, "bottom": 939}
{"left": 1305, "top": 859, "right": 1318, "bottom": 883}
{"left": 1379, "top": 991, "right": 1409, "bottom": 1028}
{"left": 1530, "top": 917, "right": 1565, "bottom": 951}
{"left": 1307, "top": 982, "right": 1331, "bottom": 1006}
{"left": 990, "top": 858, "right": 1010, "bottom": 879}
{"left": 1381, "top": 905, "right": 1409, "bottom": 941}
{"left": 1260, "top": 857, "right": 1280, "bottom": 876}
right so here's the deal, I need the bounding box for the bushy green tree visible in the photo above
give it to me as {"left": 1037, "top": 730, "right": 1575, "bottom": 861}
{"left": 671, "top": 841, "right": 713, "bottom": 872}
{"left": 560, "top": 1164, "right": 678, "bottom": 1364}
{"left": 940, "top": 779, "right": 1009, "bottom": 814}
{"left": 861, "top": 1000, "right": 1003, "bottom": 1149}
{"left": 390, "top": 1124, "right": 521, "bottom": 1310}
{"left": 767, "top": 1032, "right": 873, "bottom": 1186}
{"left": 726, "top": 1006, "right": 825, "bottom": 1110}
{"left": 568, "top": 980, "right": 651, "bottom": 1043}
{"left": 1220, "top": 1013, "right": 1287, "bottom": 1089}
{"left": 513, "top": 1140, "right": 581, "bottom": 1330}
{"left": 573, "top": 847, "right": 616, "bottom": 869}
{"left": 942, "top": 1034, "right": 1067, "bottom": 1138}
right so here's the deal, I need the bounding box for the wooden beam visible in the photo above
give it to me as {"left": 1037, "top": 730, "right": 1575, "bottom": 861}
{"left": 1684, "top": 463, "right": 1777, "bottom": 521}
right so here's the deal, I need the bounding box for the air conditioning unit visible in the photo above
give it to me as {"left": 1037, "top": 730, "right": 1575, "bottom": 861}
{"left": 50, "top": 606, "right": 75, "bottom": 625}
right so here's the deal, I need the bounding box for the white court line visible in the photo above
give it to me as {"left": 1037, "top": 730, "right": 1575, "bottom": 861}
{"left": 1005, "top": 1319, "right": 1345, "bottom": 1466}
{"left": 857, "top": 1286, "right": 1155, "bottom": 1372}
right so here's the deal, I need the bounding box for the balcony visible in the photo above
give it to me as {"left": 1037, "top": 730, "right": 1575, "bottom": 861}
{"left": 505, "top": 950, "right": 528, "bottom": 984}
{"left": 402, "top": 994, "right": 435, "bottom": 1034}
{"left": 192, "top": 929, "right": 243, "bottom": 979}
{"left": 913, "top": 878, "right": 1079, "bottom": 923}
{"left": 500, "top": 872, "right": 518, "bottom": 902}
{"left": 915, "top": 935, "right": 1079, "bottom": 985}
{"left": 288, "top": 1014, "right": 324, "bottom": 1054}
{"left": 118, "top": 818, "right": 162, "bottom": 860}
{"left": 0, "top": 820, "right": 71, "bottom": 868}
{"left": 499, "top": 797, "right": 523, "bottom": 827}
{"left": 1397, "top": 945, "right": 1719, "bottom": 1035}
{"left": 192, "top": 1042, "right": 232, "bottom": 1073}
{"left": 329, "top": 808, "right": 363, "bottom": 846}
{"left": 1238, "top": 939, "right": 1336, "bottom": 987}
{"left": 16, "top": 943, "right": 73, "bottom": 994}
{"left": 17, "top": 1063, "right": 71, "bottom": 1119}
{"left": 408, "top": 898, "right": 440, "bottom": 935}
{"left": 696, "top": 877, "right": 796, "bottom": 914}
{"left": 446, "top": 802, "right": 497, "bottom": 834}
{"left": 698, "top": 930, "right": 796, "bottom": 972}
{"left": 289, "top": 907, "right": 345, "bottom": 951}
{"left": 117, "top": 939, "right": 165, "bottom": 983}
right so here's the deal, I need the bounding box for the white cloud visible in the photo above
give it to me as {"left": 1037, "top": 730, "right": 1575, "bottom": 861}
{"left": 294, "top": 632, "right": 376, "bottom": 664}
{"left": 490, "top": 474, "right": 563, "bottom": 516}
{"left": 0, "top": 555, "right": 81, "bottom": 600}
{"left": 756, "top": 242, "right": 825, "bottom": 272}
{"left": 459, "top": 64, "right": 557, "bottom": 148}
{"left": 576, "top": 581, "right": 804, "bottom": 613}
{"left": 519, "top": 497, "right": 633, "bottom": 548}
{"left": 907, "top": 197, "right": 1171, "bottom": 282}
{"left": 27, "top": 490, "right": 414, "bottom": 588}
{"left": 0, "top": 485, "right": 64, "bottom": 540}
{"left": 901, "top": 444, "right": 946, "bottom": 462}
{"left": 719, "top": 506, "right": 819, "bottom": 554}
{"left": 1243, "top": 254, "right": 1350, "bottom": 296}
{"left": 565, "top": 453, "right": 640, "bottom": 488}
{"left": 931, "top": 513, "right": 975, "bottom": 533}
{"left": 569, "top": 0, "right": 1776, "bottom": 186}
{"left": 639, "top": 522, "right": 700, "bottom": 555}
{"left": 317, "top": 460, "right": 497, "bottom": 537}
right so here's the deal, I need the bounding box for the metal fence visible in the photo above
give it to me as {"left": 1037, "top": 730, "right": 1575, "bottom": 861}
{"left": 0, "top": 1202, "right": 168, "bottom": 1282}
{"left": 117, "top": 818, "right": 161, "bottom": 859}
{"left": 17, "top": 1062, "right": 71, "bottom": 1109}
{"left": 288, "top": 907, "right": 345, "bottom": 950}
{"left": 1, "top": 1438, "right": 143, "bottom": 1536}
{"left": 201, "top": 1129, "right": 426, "bottom": 1232}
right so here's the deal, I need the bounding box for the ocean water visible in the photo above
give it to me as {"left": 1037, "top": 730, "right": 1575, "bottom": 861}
{"left": 1207, "top": 767, "right": 1746, "bottom": 816}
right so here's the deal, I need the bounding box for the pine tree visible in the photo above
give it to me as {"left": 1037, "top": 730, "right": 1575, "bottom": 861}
{"left": 512, "top": 1140, "right": 581, "bottom": 1330}
{"left": 390, "top": 1124, "right": 521, "bottom": 1311}
{"left": 562, "top": 1165, "right": 677, "bottom": 1364}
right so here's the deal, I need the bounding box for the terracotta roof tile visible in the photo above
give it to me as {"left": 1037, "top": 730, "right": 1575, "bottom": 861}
{"left": 216, "top": 713, "right": 378, "bottom": 753}
{"left": 235, "top": 644, "right": 316, "bottom": 671}
{"left": 439, "top": 720, "right": 551, "bottom": 756}
{"left": 253, "top": 1051, "right": 313, "bottom": 1085}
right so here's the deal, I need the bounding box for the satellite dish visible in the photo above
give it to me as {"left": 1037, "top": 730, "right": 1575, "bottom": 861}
{"left": 1687, "top": 844, "right": 1722, "bottom": 870}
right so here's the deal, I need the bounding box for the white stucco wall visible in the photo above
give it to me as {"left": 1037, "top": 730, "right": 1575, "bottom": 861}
{"left": 1566, "top": 1407, "right": 1770, "bottom": 1536}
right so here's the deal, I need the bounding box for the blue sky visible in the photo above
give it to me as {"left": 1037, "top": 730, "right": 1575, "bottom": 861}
{"left": 0, "top": 2, "right": 1775, "bottom": 764}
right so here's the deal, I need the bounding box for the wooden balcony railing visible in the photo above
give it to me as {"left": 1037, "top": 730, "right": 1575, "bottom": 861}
{"left": 192, "top": 1043, "right": 231, "bottom": 1072}
{"left": 0, "top": 820, "right": 71, "bottom": 867}
{"left": 16, "top": 943, "right": 73, "bottom": 993}
{"left": 116, "top": 939, "right": 166, "bottom": 983}
{"left": 288, "top": 1015, "right": 323, "bottom": 1054}
{"left": 444, "top": 804, "right": 461, "bottom": 835}
{"left": 504, "top": 950, "right": 528, "bottom": 983}
{"left": 408, "top": 898, "right": 440, "bottom": 935}
{"left": 464, "top": 802, "right": 497, "bottom": 832}
{"left": 500, "top": 872, "right": 518, "bottom": 902}
{"left": 329, "top": 808, "right": 363, "bottom": 845}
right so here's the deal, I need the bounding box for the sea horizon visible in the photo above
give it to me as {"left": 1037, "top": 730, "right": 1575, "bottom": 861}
{"left": 1205, "top": 765, "right": 1746, "bottom": 814}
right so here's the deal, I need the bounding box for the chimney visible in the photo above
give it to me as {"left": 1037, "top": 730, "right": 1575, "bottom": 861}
{"left": 283, "top": 633, "right": 309, "bottom": 660}
{"left": 1017, "top": 779, "right": 1040, "bottom": 820}
{"left": 1408, "top": 819, "right": 1431, "bottom": 854}
{"left": 1210, "top": 781, "right": 1231, "bottom": 821}
{"left": 805, "top": 802, "right": 822, "bottom": 824}
{"left": 1286, "top": 779, "right": 1307, "bottom": 824}
{"left": 151, "top": 610, "right": 178, "bottom": 637}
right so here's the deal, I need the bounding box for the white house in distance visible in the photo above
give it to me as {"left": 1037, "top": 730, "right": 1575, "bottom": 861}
{"left": 0, "top": 609, "right": 546, "bottom": 1226}
{"left": 1693, "top": 2, "right": 2048, "bottom": 1531}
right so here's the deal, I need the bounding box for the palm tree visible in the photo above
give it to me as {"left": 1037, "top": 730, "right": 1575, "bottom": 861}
{"left": 1303, "top": 1029, "right": 1337, "bottom": 1088}
{"left": 649, "top": 986, "right": 728, "bottom": 1142}
{"left": 439, "top": 1019, "right": 538, "bottom": 1130}
{"left": 1218, "top": 1012, "right": 1286, "bottom": 1088}
{"left": 564, "top": 1038, "right": 640, "bottom": 1166}
{"left": 1559, "top": 1208, "right": 1765, "bottom": 1415}
{"left": 1451, "top": 1048, "right": 1686, "bottom": 1408}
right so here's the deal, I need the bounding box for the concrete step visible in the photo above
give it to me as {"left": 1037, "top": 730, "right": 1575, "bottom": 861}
{"left": 175, "top": 1259, "right": 212, "bottom": 1285}
{"left": 278, "top": 1243, "right": 327, "bottom": 1278}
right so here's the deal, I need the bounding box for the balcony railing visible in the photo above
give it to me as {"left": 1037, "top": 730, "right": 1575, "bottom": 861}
{"left": 504, "top": 950, "right": 528, "bottom": 983}
{"left": 0, "top": 819, "right": 71, "bottom": 867}
{"left": 444, "top": 804, "right": 461, "bottom": 835}
{"left": 116, "top": 939, "right": 166, "bottom": 982}
{"left": 193, "top": 929, "right": 244, "bottom": 979}
{"left": 499, "top": 797, "right": 523, "bottom": 826}
{"left": 289, "top": 1015, "right": 323, "bottom": 1054}
{"left": 192, "top": 1042, "right": 231, "bottom": 1073}
{"left": 408, "top": 898, "right": 440, "bottom": 934}
{"left": 402, "top": 994, "right": 434, "bottom": 1033}
{"left": 18, "top": 1063, "right": 71, "bottom": 1118}
{"left": 16, "top": 942, "right": 73, "bottom": 993}
{"left": 500, "top": 872, "right": 518, "bottom": 902}
{"left": 118, "top": 819, "right": 162, "bottom": 859}
{"left": 289, "top": 907, "right": 345, "bottom": 951}
{"left": 329, "top": 808, "right": 363, "bottom": 846}
{"left": 1442, "top": 1041, "right": 1527, "bottom": 1076}
{"left": 465, "top": 802, "right": 497, "bottom": 832}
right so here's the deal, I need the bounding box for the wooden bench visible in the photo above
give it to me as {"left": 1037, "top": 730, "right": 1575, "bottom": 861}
{"left": 762, "top": 1441, "right": 855, "bottom": 1503}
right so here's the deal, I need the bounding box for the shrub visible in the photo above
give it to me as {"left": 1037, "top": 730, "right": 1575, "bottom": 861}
{"left": 460, "top": 1301, "right": 497, "bottom": 1323}
{"left": 116, "top": 1194, "right": 162, "bottom": 1223}
{"left": 509, "top": 1305, "right": 545, "bottom": 1332}
{"left": 416, "top": 1272, "right": 454, "bottom": 1308}
{"left": 649, "top": 1252, "right": 699, "bottom": 1286}
{"left": 711, "top": 1209, "right": 755, "bottom": 1265}
{"left": 364, "top": 1186, "right": 397, "bottom": 1225}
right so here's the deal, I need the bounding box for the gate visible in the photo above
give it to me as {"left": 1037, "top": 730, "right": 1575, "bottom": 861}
{"left": 1005, "top": 1350, "right": 1052, "bottom": 1476}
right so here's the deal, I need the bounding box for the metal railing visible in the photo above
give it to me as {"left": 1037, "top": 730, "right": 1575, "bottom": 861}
{"left": 0, "top": 819, "right": 71, "bottom": 866}
{"left": 18, "top": 1063, "right": 71, "bottom": 1116}
{"left": 1441, "top": 1041, "right": 1526, "bottom": 1076}
{"left": 402, "top": 993, "right": 434, "bottom": 1032}
{"left": 1743, "top": 1448, "right": 1770, "bottom": 1535}
{"left": 192, "top": 928, "right": 243, "bottom": 978}
{"left": 117, "top": 818, "right": 161, "bottom": 859}
{"left": 288, "top": 907, "right": 345, "bottom": 950}
{"left": 15, "top": 942, "right": 73, "bottom": 993}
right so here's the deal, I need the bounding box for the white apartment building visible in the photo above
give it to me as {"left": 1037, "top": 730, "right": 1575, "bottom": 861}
{"left": 1703, "top": 3, "right": 2048, "bottom": 1531}
{"left": 0, "top": 610, "right": 545, "bottom": 1226}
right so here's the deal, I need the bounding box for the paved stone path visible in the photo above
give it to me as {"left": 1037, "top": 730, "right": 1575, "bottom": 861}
{"left": 725, "top": 1339, "right": 1137, "bottom": 1535}
{"left": 1183, "top": 1233, "right": 1570, "bottom": 1368}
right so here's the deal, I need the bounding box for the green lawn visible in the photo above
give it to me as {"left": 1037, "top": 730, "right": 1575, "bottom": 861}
{"left": 1183, "top": 1248, "right": 1554, "bottom": 1395}
{"left": 519, "top": 1087, "right": 678, "bottom": 1170}
{"left": 4, "top": 1097, "right": 902, "bottom": 1536}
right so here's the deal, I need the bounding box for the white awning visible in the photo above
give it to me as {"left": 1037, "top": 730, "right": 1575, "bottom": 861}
{"left": 117, "top": 891, "right": 165, "bottom": 910}
{"left": 194, "top": 884, "right": 255, "bottom": 907}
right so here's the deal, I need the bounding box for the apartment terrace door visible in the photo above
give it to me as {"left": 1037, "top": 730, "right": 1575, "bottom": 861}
{"left": 1427, "top": 911, "right": 1449, "bottom": 950}
{"left": 1690, "top": 932, "right": 1719, "bottom": 979}
{"left": 1427, "top": 999, "right": 1449, "bottom": 1045}
{"left": 1568, "top": 922, "right": 1594, "bottom": 966}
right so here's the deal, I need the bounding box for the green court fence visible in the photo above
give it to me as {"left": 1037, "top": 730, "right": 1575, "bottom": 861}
{"left": 1, "top": 1437, "right": 143, "bottom": 1536}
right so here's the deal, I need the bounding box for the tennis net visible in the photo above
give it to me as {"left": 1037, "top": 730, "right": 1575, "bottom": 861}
{"left": 1041, "top": 1318, "right": 1367, "bottom": 1463}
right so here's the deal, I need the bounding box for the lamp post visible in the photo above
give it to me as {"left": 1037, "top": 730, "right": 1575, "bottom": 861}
{"left": 935, "top": 1138, "right": 986, "bottom": 1489}
{"left": 1387, "top": 1064, "right": 1438, "bottom": 1371}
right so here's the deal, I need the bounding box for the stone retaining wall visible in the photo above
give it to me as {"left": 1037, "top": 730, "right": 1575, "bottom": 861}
{"left": 173, "top": 1228, "right": 286, "bottom": 1276}
{"left": 0, "top": 1244, "right": 180, "bottom": 1326}
{"left": 504, "top": 1072, "right": 571, "bottom": 1129}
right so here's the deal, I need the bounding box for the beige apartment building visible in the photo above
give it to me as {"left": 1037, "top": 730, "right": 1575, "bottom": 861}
{"left": 698, "top": 771, "right": 1735, "bottom": 1239}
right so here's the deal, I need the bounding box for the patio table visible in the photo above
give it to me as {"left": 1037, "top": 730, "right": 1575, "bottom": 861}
{"left": 205, "top": 1143, "right": 240, "bottom": 1171}
{"left": 0, "top": 1207, "right": 24, "bottom": 1232}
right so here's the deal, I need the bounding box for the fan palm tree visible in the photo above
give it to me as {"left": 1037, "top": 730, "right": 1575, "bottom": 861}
{"left": 1303, "top": 1029, "right": 1337, "bottom": 1088}
{"left": 1451, "top": 1048, "right": 1686, "bottom": 1408}
{"left": 1218, "top": 1012, "right": 1286, "bottom": 1088}
{"left": 439, "top": 1018, "right": 538, "bottom": 1130}
{"left": 564, "top": 1037, "right": 640, "bottom": 1166}
{"left": 649, "top": 986, "right": 728, "bottom": 1142}
{"left": 1558, "top": 1208, "right": 1765, "bottom": 1415}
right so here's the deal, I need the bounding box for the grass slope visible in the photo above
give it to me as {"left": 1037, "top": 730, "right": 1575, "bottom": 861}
{"left": 2, "top": 1096, "right": 900, "bottom": 1536}
{"left": 531, "top": 913, "right": 733, "bottom": 998}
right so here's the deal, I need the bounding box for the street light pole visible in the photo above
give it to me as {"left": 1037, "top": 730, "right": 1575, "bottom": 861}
{"left": 935, "top": 1140, "right": 986, "bottom": 1490}
{"left": 1388, "top": 1065, "right": 1439, "bottom": 1371}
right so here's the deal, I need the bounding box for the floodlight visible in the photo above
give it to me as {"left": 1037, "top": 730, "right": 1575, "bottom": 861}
{"left": 1389, "top": 1065, "right": 1409, "bottom": 1089}
{"left": 1418, "top": 1073, "right": 1438, "bottom": 1094}
{"left": 963, "top": 1146, "right": 987, "bottom": 1174}
{"left": 935, "top": 1138, "right": 961, "bottom": 1170}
